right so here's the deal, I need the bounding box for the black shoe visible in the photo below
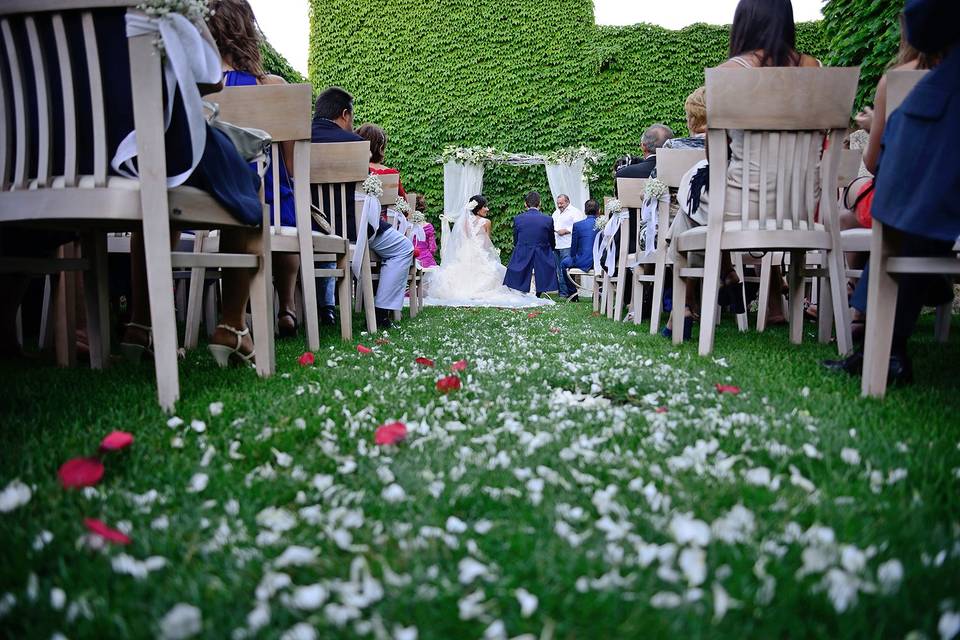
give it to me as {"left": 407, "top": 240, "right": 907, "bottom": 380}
{"left": 277, "top": 311, "right": 298, "bottom": 338}
{"left": 822, "top": 349, "right": 913, "bottom": 385}
{"left": 718, "top": 281, "right": 746, "bottom": 314}
{"left": 319, "top": 306, "right": 336, "bottom": 327}
{"left": 375, "top": 307, "right": 394, "bottom": 331}
{"left": 822, "top": 350, "right": 863, "bottom": 376}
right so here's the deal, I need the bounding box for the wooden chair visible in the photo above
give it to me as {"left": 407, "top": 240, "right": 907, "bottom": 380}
{"left": 0, "top": 2, "right": 274, "bottom": 410}
{"left": 862, "top": 70, "right": 957, "bottom": 397}
{"left": 671, "top": 67, "right": 859, "bottom": 356}
{"left": 309, "top": 141, "right": 375, "bottom": 334}
{"left": 182, "top": 84, "right": 352, "bottom": 351}
{"left": 355, "top": 178, "right": 401, "bottom": 321}
{"left": 630, "top": 149, "right": 705, "bottom": 333}
{"left": 602, "top": 178, "right": 645, "bottom": 321}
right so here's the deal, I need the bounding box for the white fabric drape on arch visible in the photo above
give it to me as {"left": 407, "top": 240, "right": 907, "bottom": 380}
{"left": 545, "top": 159, "right": 590, "bottom": 211}
{"left": 442, "top": 161, "right": 484, "bottom": 251}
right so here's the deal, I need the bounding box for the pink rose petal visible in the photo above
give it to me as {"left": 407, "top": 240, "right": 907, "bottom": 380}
{"left": 58, "top": 458, "right": 105, "bottom": 489}
{"left": 374, "top": 421, "right": 408, "bottom": 446}
{"left": 414, "top": 357, "right": 435, "bottom": 367}
{"left": 83, "top": 518, "right": 131, "bottom": 545}
{"left": 715, "top": 384, "right": 741, "bottom": 395}
{"left": 298, "top": 352, "right": 315, "bottom": 366}
{"left": 357, "top": 345, "right": 373, "bottom": 355}
{"left": 100, "top": 431, "right": 134, "bottom": 452}
{"left": 436, "top": 375, "right": 462, "bottom": 393}
{"left": 451, "top": 359, "right": 468, "bottom": 372}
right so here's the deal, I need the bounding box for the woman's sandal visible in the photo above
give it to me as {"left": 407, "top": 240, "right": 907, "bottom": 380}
{"left": 208, "top": 324, "right": 255, "bottom": 368}
{"left": 277, "top": 311, "right": 299, "bottom": 339}
{"left": 119, "top": 322, "right": 154, "bottom": 363}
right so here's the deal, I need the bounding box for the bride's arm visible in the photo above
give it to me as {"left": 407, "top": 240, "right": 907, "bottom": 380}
{"left": 482, "top": 219, "right": 492, "bottom": 235}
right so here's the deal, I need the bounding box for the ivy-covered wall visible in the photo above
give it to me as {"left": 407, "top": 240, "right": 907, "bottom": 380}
{"left": 822, "top": 0, "right": 901, "bottom": 110}
{"left": 261, "top": 39, "right": 306, "bottom": 84}
{"left": 308, "top": 0, "right": 826, "bottom": 254}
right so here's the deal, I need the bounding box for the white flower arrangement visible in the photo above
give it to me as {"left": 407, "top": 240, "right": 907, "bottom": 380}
{"left": 606, "top": 198, "right": 623, "bottom": 215}
{"left": 465, "top": 199, "right": 479, "bottom": 212}
{"left": 543, "top": 145, "right": 605, "bottom": 183}
{"left": 361, "top": 174, "right": 383, "bottom": 198}
{"left": 394, "top": 197, "right": 411, "bottom": 215}
{"left": 138, "top": 0, "right": 210, "bottom": 22}
{"left": 410, "top": 211, "right": 426, "bottom": 225}
{"left": 645, "top": 178, "right": 668, "bottom": 200}
{"left": 594, "top": 215, "right": 608, "bottom": 231}
{"left": 439, "top": 146, "right": 504, "bottom": 168}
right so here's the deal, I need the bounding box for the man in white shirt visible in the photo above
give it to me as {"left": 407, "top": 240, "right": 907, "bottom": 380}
{"left": 551, "top": 194, "right": 586, "bottom": 298}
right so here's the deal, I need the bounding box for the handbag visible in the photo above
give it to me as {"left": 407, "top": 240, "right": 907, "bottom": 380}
{"left": 203, "top": 100, "right": 271, "bottom": 165}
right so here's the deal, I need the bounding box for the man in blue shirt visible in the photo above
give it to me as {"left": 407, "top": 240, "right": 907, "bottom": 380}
{"left": 560, "top": 199, "right": 601, "bottom": 301}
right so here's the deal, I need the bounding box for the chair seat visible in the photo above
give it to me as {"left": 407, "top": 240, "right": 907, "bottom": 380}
{"left": 2, "top": 175, "right": 243, "bottom": 230}
{"left": 675, "top": 220, "right": 830, "bottom": 253}
{"left": 841, "top": 227, "right": 871, "bottom": 253}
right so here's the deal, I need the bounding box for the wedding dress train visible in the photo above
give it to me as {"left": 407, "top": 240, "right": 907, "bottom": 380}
{"left": 422, "top": 213, "right": 553, "bottom": 308}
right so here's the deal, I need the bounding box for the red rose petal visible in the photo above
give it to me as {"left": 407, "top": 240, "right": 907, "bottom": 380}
{"left": 436, "top": 375, "right": 462, "bottom": 393}
{"left": 357, "top": 345, "right": 373, "bottom": 354}
{"left": 450, "top": 359, "right": 468, "bottom": 372}
{"left": 374, "top": 421, "right": 408, "bottom": 446}
{"left": 298, "top": 351, "right": 315, "bottom": 366}
{"left": 655, "top": 407, "right": 669, "bottom": 413}
{"left": 549, "top": 327, "right": 561, "bottom": 334}
{"left": 414, "top": 357, "right": 435, "bottom": 367}
{"left": 375, "top": 338, "right": 390, "bottom": 345}
{"left": 715, "top": 384, "right": 741, "bottom": 395}
{"left": 527, "top": 312, "right": 541, "bottom": 319}
{"left": 58, "top": 457, "right": 105, "bottom": 489}
{"left": 83, "top": 518, "right": 131, "bottom": 545}
{"left": 99, "top": 431, "right": 134, "bottom": 452}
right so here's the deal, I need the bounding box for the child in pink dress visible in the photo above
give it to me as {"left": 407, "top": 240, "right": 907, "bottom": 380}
{"left": 412, "top": 195, "right": 438, "bottom": 268}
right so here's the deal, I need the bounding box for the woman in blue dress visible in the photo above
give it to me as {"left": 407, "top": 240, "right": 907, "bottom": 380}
{"left": 208, "top": 0, "right": 307, "bottom": 337}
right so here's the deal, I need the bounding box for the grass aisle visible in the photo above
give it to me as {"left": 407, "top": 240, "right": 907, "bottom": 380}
{"left": 1, "top": 303, "right": 959, "bottom": 639}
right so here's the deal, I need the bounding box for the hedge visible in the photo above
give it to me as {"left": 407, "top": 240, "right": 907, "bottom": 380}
{"left": 307, "top": 0, "right": 827, "bottom": 255}
{"left": 822, "top": 0, "right": 902, "bottom": 111}
{"left": 261, "top": 39, "right": 306, "bottom": 84}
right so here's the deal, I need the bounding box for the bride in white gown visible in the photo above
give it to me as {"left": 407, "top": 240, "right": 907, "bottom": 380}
{"left": 422, "top": 195, "right": 553, "bottom": 308}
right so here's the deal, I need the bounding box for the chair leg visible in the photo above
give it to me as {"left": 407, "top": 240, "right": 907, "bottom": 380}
{"left": 248, "top": 229, "right": 276, "bottom": 377}
{"left": 81, "top": 232, "right": 110, "bottom": 369}
{"left": 732, "top": 252, "right": 748, "bottom": 332}
{"left": 204, "top": 280, "right": 218, "bottom": 339}
{"left": 817, "top": 273, "right": 834, "bottom": 344}
{"left": 360, "top": 250, "right": 377, "bottom": 334}
{"left": 337, "top": 249, "right": 353, "bottom": 342}
{"left": 826, "top": 247, "right": 851, "bottom": 355}
{"left": 592, "top": 275, "right": 601, "bottom": 312}
{"left": 788, "top": 250, "right": 805, "bottom": 345}
{"left": 613, "top": 274, "right": 626, "bottom": 322}
{"left": 39, "top": 274, "right": 53, "bottom": 350}
{"left": 600, "top": 272, "right": 610, "bottom": 317}
{"left": 862, "top": 222, "right": 898, "bottom": 398}
{"left": 650, "top": 254, "right": 667, "bottom": 335}
{"left": 672, "top": 253, "right": 688, "bottom": 346}
{"left": 756, "top": 252, "right": 772, "bottom": 332}
{"left": 935, "top": 303, "right": 951, "bottom": 343}
{"left": 698, "top": 246, "right": 722, "bottom": 357}
{"left": 184, "top": 231, "right": 208, "bottom": 350}
{"left": 53, "top": 243, "right": 78, "bottom": 368}
{"left": 409, "top": 268, "right": 420, "bottom": 318}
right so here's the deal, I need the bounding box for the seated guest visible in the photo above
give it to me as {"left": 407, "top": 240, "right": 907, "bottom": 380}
{"left": 356, "top": 123, "right": 407, "bottom": 199}
{"left": 208, "top": 0, "right": 305, "bottom": 336}
{"left": 551, "top": 194, "right": 585, "bottom": 298}
{"left": 663, "top": 87, "right": 707, "bottom": 150}
{"left": 825, "top": 0, "right": 958, "bottom": 383}
{"left": 560, "top": 199, "right": 601, "bottom": 300}
{"left": 412, "top": 195, "right": 438, "bottom": 269}
{"left": 311, "top": 87, "right": 414, "bottom": 330}
{"left": 616, "top": 124, "right": 674, "bottom": 180}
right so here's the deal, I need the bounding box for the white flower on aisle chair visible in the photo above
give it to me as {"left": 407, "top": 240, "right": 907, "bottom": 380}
{"left": 394, "top": 197, "right": 411, "bottom": 215}
{"left": 410, "top": 211, "right": 427, "bottom": 225}
{"left": 644, "top": 178, "right": 668, "bottom": 200}
{"left": 361, "top": 174, "right": 384, "bottom": 198}
{"left": 594, "top": 214, "right": 608, "bottom": 232}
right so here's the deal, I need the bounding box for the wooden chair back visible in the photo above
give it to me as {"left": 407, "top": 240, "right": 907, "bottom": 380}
{"left": 655, "top": 149, "right": 705, "bottom": 188}
{"left": 207, "top": 84, "right": 312, "bottom": 234}
{"left": 704, "top": 67, "right": 860, "bottom": 231}
{"left": 615, "top": 177, "right": 646, "bottom": 267}
{"left": 308, "top": 141, "right": 370, "bottom": 238}
{"left": 886, "top": 69, "right": 928, "bottom": 120}
{"left": 378, "top": 173, "right": 400, "bottom": 206}
{"left": 616, "top": 178, "right": 646, "bottom": 208}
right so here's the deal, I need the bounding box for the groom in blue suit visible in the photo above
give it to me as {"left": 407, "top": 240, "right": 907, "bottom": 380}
{"left": 504, "top": 192, "right": 560, "bottom": 294}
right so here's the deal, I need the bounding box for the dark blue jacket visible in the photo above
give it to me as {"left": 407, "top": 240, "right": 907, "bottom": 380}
{"left": 504, "top": 209, "right": 559, "bottom": 293}
{"left": 873, "top": 44, "right": 960, "bottom": 243}
{"left": 569, "top": 215, "right": 599, "bottom": 270}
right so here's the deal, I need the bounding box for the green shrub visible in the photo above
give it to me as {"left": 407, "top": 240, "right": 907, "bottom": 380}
{"left": 309, "top": 0, "right": 826, "bottom": 255}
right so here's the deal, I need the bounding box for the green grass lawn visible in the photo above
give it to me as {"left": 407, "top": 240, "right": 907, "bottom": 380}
{"left": 1, "top": 303, "right": 959, "bottom": 639}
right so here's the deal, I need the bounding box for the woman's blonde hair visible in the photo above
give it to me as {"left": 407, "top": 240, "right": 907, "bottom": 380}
{"left": 684, "top": 86, "right": 707, "bottom": 134}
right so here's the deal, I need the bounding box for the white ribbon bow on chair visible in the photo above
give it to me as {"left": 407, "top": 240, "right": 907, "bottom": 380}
{"left": 111, "top": 12, "right": 222, "bottom": 188}
{"left": 352, "top": 193, "right": 384, "bottom": 278}
{"left": 626, "top": 192, "right": 670, "bottom": 268}
{"left": 592, "top": 210, "right": 629, "bottom": 274}
{"left": 411, "top": 223, "right": 426, "bottom": 243}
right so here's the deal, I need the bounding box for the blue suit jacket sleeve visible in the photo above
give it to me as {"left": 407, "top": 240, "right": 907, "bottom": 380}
{"left": 570, "top": 222, "right": 579, "bottom": 259}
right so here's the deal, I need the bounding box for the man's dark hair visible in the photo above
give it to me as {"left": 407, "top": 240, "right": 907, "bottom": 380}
{"left": 314, "top": 86, "right": 353, "bottom": 120}
{"left": 525, "top": 191, "right": 541, "bottom": 208}
{"left": 584, "top": 199, "right": 600, "bottom": 216}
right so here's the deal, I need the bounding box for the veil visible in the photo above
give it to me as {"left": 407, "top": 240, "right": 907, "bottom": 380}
{"left": 440, "top": 202, "right": 478, "bottom": 265}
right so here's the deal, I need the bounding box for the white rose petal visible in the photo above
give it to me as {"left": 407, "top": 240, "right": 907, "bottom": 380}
{"left": 669, "top": 514, "right": 711, "bottom": 547}
{"left": 940, "top": 611, "right": 960, "bottom": 640}
{"left": 458, "top": 557, "right": 489, "bottom": 584}
{"left": 840, "top": 448, "right": 861, "bottom": 466}
{"left": 0, "top": 479, "right": 32, "bottom": 513}
{"left": 393, "top": 625, "right": 418, "bottom": 640}
{"left": 382, "top": 484, "right": 406, "bottom": 503}
{"left": 280, "top": 622, "right": 317, "bottom": 640}
{"left": 159, "top": 603, "right": 202, "bottom": 640}
{"left": 446, "top": 517, "right": 468, "bottom": 534}
{"left": 744, "top": 467, "right": 772, "bottom": 487}
{"left": 272, "top": 449, "right": 293, "bottom": 468}
{"left": 650, "top": 591, "right": 683, "bottom": 609}
{"left": 274, "top": 546, "right": 316, "bottom": 568}
{"left": 515, "top": 588, "right": 538, "bottom": 618}
{"left": 32, "top": 530, "right": 53, "bottom": 550}
{"left": 290, "top": 584, "right": 327, "bottom": 610}
{"left": 678, "top": 547, "right": 707, "bottom": 586}
{"left": 190, "top": 420, "right": 206, "bottom": 434}
{"left": 186, "top": 473, "right": 208, "bottom": 493}
{"left": 877, "top": 559, "right": 903, "bottom": 594}
{"left": 208, "top": 402, "right": 224, "bottom": 417}
{"left": 50, "top": 588, "right": 66, "bottom": 611}
{"left": 256, "top": 507, "right": 297, "bottom": 533}
{"left": 166, "top": 417, "right": 184, "bottom": 429}
{"left": 246, "top": 604, "right": 270, "bottom": 633}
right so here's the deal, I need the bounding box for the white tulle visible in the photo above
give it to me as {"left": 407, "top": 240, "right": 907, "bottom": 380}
{"left": 423, "top": 213, "right": 553, "bottom": 308}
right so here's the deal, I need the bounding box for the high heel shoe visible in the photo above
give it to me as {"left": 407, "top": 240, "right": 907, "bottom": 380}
{"left": 277, "top": 311, "right": 299, "bottom": 339}
{"left": 119, "top": 322, "right": 153, "bottom": 363}
{"left": 208, "top": 324, "right": 255, "bottom": 368}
